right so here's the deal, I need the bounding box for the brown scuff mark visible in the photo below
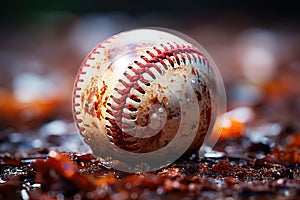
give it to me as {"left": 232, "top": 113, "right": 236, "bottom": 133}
{"left": 157, "top": 83, "right": 164, "bottom": 91}
{"left": 82, "top": 78, "right": 97, "bottom": 116}
{"left": 82, "top": 77, "right": 108, "bottom": 120}
{"left": 94, "top": 81, "right": 108, "bottom": 120}
{"left": 149, "top": 96, "right": 160, "bottom": 105}
{"left": 94, "top": 62, "right": 101, "bottom": 70}
{"left": 135, "top": 95, "right": 159, "bottom": 127}
{"left": 191, "top": 68, "right": 196, "bottom": 75}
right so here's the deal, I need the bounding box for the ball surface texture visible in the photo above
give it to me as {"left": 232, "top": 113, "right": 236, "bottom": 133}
{"left": 73, "top": 28, "right": 225, "bottom": 172}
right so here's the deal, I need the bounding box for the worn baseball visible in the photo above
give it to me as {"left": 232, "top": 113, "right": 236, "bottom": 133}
{"left": 73, "top": 28, "right": 226, "bottom": 172}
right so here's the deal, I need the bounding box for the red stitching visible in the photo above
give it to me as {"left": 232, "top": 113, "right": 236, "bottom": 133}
{"left": 73, "top": 35, "right": 210, "bottom": 147}
{"left": 106, "top": 43, "right": 210, "bottom": 143}
{"left": 73, "top": 33, "right": 124, "bottom": 134}
{"left": 76, "top": 119, "right": 83, "bottom": 123}
{"left": 78, "top": 127, "right": 85, "bottom": 132}
{"left": 73, "top": 43, "right": 106, "bottom": 132}
{"left": 129, "top": 94, "right": 140, "bottom": 102}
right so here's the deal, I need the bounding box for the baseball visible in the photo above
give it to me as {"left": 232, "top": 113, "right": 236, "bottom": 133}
{"left": 73, "top": 28, "right": 226, "bottom": 172}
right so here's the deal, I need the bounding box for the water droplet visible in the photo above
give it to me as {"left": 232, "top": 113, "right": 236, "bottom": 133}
{"left": 191, "top": 77, "right": 196, "bottom": 83}
{"left": 204, "top": 150, "right": 225, "bottom": 158}
{"left": 151, "top": 113, "right": 158, "bottom": 118}
{"left": 20, "top": 189, "right": 29, "bottom": 200}
{"left": 284, "top": 190, "right": 290, "bottom": 196}
{"left": 0, "top": 179, "right": 6, "bottom": 184}
{"left": 173, "top": 112, "right": 180, "bottom": 120}
{"left": 158, "top": 107, "right": 164, "bottom": 113}
{"left": 9, "top": 133, "right": 23, "bottom": 143}
{"left": 31, "top": 139, "right": 43, "bottom": 148}
{"left": 156, "top": 187, "right": 164, "bottom": 195}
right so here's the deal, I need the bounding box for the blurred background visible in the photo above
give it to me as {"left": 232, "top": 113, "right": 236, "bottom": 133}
{"left": 0, "top": 0, "right": 300, "bottom": 153}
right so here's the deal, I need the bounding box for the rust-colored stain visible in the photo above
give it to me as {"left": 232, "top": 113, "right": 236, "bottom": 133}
{"left": 191, "top": 68, "right": 196, "bottom": 75}
{"left": 149, "top": 96, "right": 160, "bottom": 104}
{"left": 157, "top": 84, "right": 162, "bottom": 90}
{"left": 82, "top": 77, "right": 98, "bottom": 117}
{"left": 75, "top": 32, "right": 216, "bottom": 158}
{"left": 161, "top": 96, "right": 168, "bottom": 104}
{"left": 82, "top": 78, "right": 108, "bottom": 120}
{"left": 135, "top": 95, "right": 161, "bottom": 126}
{"left": 94, "top": 81, "right": 108, "bottom": 120}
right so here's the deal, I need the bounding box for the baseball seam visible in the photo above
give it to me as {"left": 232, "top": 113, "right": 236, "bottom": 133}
{"left": 104, "top": 42, "right": 210, "bottom": 145}
{"left": 73, "top": 46, "right": 103, "bottom": 132}
{"left": 73, "top": 38, "right": 211, "bottom": 150}
{"left": 73, "top": 34, "right": 121, "bottom": 132}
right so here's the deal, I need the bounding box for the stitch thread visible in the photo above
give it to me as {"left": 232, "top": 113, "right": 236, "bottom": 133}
{"left": 105, "top": 43, "right": 210, "bottom": 147}
{"left": 73, "top": 38, "right": 210, "bottom": 150}
{"left": 73, "top": 45, "right": 104, "bottom": 132}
